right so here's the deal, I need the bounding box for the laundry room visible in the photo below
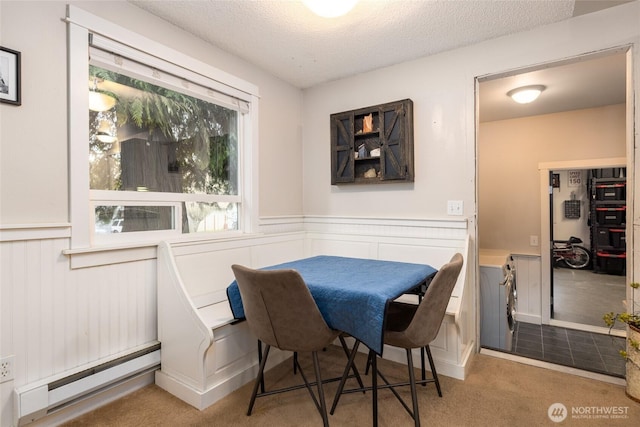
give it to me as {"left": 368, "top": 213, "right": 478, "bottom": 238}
{"left": 477, "top": 49, "right": 629, "bottom": 376}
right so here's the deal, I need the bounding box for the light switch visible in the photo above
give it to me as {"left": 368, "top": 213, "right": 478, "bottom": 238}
{"left": 447, "top": 200, "right": 463, "bottom": 216}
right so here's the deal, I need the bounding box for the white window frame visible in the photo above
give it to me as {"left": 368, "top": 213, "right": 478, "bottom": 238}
{"left": 67, "top": 5, "right": 259, "bottom": 249}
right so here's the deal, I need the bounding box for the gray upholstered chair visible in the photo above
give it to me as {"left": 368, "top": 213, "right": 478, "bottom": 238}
{"left": 330, "top": 253, "right": 463, "bottom": 427}
{"left": 379, "top": 253, "right": 463, "bottom": 426}
{"left": 231, "top": 264, "right": 340, "bottom": 426}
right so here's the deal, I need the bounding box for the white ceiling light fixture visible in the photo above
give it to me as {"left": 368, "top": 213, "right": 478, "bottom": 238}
{"left": 96, "top": 120, "right": 117, "bottom": 144}
{"left": 303, "top": 0, "right": 358, "bottom": 18}
{"left": 94, "top": 110, "right": 118, "bottom": 144}
{"left": 507, "top": 85, "right": 546, "bottom": 104}
{"left": 89, "top": 78, "right": 116, "bottom": 112}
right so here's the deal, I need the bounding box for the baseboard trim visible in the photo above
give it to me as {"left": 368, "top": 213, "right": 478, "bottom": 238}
{"left": 155, "top": 351, "right": 290, "bottom": 411}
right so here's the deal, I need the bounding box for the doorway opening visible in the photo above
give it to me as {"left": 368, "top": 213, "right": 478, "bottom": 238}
{"left": 477, "top": 47, "right": 632, "bottom": 377}
{"left": 546, "top": 165, "right": 627, "bottom": 334}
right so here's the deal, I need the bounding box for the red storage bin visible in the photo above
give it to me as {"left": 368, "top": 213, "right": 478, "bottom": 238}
{"left": 595, "top": 184, "right": 625, "bottom": 201}
{"left": 593, "top": 168, "right": 624, "bottom": 178}
{"left": 610, "top": 228, "right": 626, "bottom": 249}
{"left": 596, "top": 251, "right": 626, "bottom": 275}
{"left": 595, "top": 228, "right": 610, "bottom": 247}
{"left": 596, "top": 207, "right": 626, "bottom": 226}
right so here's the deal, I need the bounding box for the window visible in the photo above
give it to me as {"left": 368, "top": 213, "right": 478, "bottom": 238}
{"left": 88, "top": 58, "right": 240, "bottom": 237}
{"left": 68, "top": 6, "right": 258, "bottom": 249}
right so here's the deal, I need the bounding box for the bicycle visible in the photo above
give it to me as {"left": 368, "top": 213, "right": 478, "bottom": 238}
{"left": 552, "top": 236, "right": 592, "bottom": 269}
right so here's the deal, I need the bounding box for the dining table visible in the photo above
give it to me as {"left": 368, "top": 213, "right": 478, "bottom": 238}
{"left": 226, "top": 255, "right": 438, "bottom": 356}
{"left": 226, "top": 255, "right": 439, "bottom": 427}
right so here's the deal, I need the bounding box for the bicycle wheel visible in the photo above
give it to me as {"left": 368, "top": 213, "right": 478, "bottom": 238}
{"left": 562, "top": 246, "right": 591, "bottom": 269}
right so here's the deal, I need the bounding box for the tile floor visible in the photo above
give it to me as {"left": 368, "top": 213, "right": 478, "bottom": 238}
{"left": 483, "top": 265, "right": 628, "bottom": 377}
{"left": 512, "top": 322, "right": 627, "bottom": 378}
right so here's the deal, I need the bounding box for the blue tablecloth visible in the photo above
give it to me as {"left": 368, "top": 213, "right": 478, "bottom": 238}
{"left": 226, "top": 255, "right": 437, "bottom": 355}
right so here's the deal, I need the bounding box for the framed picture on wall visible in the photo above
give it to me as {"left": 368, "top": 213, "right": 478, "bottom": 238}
{"left": 0, "top": 46, "right": 21, "bottom": 106}
{"left": 552, "top": 173, "right": 560, "bottom": 188}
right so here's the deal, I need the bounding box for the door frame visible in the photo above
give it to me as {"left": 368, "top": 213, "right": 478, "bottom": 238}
{"left": 539, "top": 158, "right": 627, "bottom": 335}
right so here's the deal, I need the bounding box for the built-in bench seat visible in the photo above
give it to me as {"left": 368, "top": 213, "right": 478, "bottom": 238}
{"left": 190, "top": 290, "right": 234, "bottom": 330}
{"left": 155, "top": 227, "right": 472, "bottom": 411}
{"left": 155, "top": 234, "right": 306, "bottom": 410}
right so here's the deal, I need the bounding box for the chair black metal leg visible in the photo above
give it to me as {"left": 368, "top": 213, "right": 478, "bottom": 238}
{"left": 330, "top": 339, "right": 361, "bottom": 414}
{"left": 371, "top": 350, "right": 378, "bottom": 427}
{"left": 425, "top": 345, "right": 442, "bottom": 397}
{"left": 417, "top": 293, "right": 426, "bottom": 387}
{"left": 294, "top": 351, "right": 298, "bottom": 375}
{"left": 420, "top": 346, "right": 426, "bottom": 386}
{"left": 406, "top": 348, "right": 420, "bottom": 427}
{"left": 312, "top": 351, "right": 330, "bottom": 427}
{"left": 257, "top": 340, "right": 265, "bottom": 393}
{"left": 248, "top": 344, "right": 271, "bottom": 415}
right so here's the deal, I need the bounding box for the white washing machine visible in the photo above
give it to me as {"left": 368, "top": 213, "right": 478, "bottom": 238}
{"left": 479, "top": 249, "right": 517, "bottom": 351}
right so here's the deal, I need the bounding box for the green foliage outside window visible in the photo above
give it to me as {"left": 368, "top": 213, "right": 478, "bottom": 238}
{"left": 89, "top": 65, "right": 239, "bottom": 233}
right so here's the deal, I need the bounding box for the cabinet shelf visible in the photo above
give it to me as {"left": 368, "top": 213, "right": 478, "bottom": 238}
{"left": 330, "top": 99, "right": 414, "bottom": 185}
{"left": 355, "top": 130, "right": 380, "bottom": 137}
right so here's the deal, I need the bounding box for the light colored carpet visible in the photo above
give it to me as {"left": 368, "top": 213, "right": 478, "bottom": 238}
{"left": 63, "top": 346, "right": 640, "bottom": 426}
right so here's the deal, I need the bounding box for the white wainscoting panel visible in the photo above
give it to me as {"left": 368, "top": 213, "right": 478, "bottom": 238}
{"left": 258, "top": 216, "right": 305, "bottom": 234}
{"left": 0, "top": 236, "right": 158, "bottom": 398}
{"left": 2, "top": 217, "right": 472, "bottom": 424}
{"left": 513, "top": 254, "right": 542, "bottom": 325}
{"left": 303, "top": 217, "right": 473, "bottom": 380}
{"left": 304, "top": 216, "right": 467, "bottom": 241}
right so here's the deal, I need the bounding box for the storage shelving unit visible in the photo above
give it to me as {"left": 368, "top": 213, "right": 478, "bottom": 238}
{"left": 589, "top": 168, "right": 627, "bottom": 275}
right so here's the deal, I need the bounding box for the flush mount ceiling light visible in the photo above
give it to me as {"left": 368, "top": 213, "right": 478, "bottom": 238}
{"left": 303, "top": 0, "right": 358, "bottom": 18}
{"left": 96, "top": 121, "right": 117, "bottom": 143}
{"left": 507, "top": 85, "right": 546, "bottom": 104}
{"left": 96, "top": 118, "right": 117, "bottom": 144}
{"left": 89, "top": 91, "right": 116, "bottom": 112}
{"left": 89, "top": 78, "right": 116, "bottom": 112}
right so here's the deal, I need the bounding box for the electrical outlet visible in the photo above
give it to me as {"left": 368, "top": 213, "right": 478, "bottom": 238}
{"left": 447, "top": 200, "right": 464, "bottom": 216}
{"left": 1, "top": 355, "right": 14, "bottom": 383}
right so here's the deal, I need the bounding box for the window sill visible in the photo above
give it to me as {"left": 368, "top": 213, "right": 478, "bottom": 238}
{"left": 63, "top": 243, "right": 159, "bottom": 269}
{"left": 63, "top": 230, "right": 261, "bottom": 269}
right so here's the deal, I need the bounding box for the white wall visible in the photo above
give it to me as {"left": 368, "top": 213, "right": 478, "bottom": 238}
{"left": 0, "top": 1, "right": 68, "bottom": 223}
{"left": 552, "top": 169, "right": 591, "bottom": 248}
{"left": 302, "top": 50, "right": 475, "bottom": 219}
{"left": 478, "top": 105, "right": 625, "bottom": 254}
{"left": 301, "top": 4, "right": 638, "bottom": 224}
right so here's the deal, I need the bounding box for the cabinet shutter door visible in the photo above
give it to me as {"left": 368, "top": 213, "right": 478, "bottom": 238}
{"left": 380, "top": 102, "right": 407, "bottom": 181}
{"left": 331, "top": 112, "right": 354, "bottom": 184}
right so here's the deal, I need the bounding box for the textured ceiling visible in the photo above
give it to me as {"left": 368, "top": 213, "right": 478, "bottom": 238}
{"left": 129, "top": 0, "right": 577, "bottom": 89}
{"left": 478, "top": 50, "right": 627, "bottom": 122}
{"left": 127, "top": 0, "right": 631, "bottom": 121}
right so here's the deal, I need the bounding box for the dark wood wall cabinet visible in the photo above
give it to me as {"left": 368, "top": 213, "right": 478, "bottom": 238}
{"left": 330, "top": 99, "right": 414, "bottom": 185}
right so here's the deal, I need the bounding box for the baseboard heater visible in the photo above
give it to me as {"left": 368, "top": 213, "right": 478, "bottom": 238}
{"left": 14, "top": 343, "right": 160, "bottom": 426}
